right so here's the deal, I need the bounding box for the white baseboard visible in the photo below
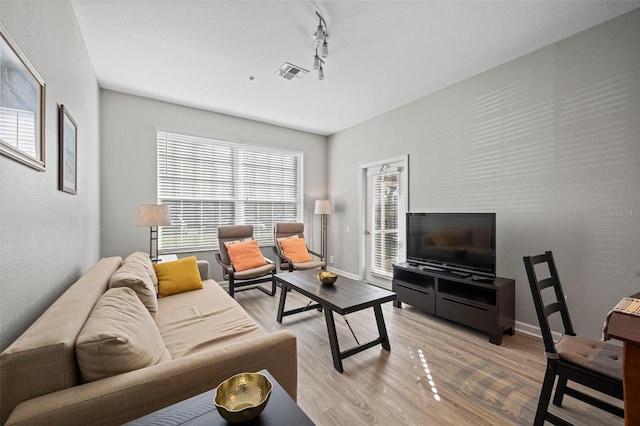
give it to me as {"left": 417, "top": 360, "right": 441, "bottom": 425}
{"left": 326, "top": 267, "right": 360, "bottom": 280}
{"left": 515, "top": 320, "right": 566, "bottom": 342}
{"left": 515, "top": 320, "right": 543, "bottom": 338}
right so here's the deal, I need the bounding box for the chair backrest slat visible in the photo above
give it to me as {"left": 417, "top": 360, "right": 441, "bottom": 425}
{"left": 537, "top": 277, "right": 558, "bottom": 291}
{"left": 523, "top": 251, "right": 576, "bottom": 354}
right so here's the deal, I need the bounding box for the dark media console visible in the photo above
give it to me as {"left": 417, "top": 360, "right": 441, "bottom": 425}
{"left": 392, "top": 262, "right": 515, "bottom": 345}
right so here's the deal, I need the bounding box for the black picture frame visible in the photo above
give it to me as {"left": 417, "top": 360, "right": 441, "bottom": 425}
{"left": 59, "top": 105, "right": 77, "bottom": 194}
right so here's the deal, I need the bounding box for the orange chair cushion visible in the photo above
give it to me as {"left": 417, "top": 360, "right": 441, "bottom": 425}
{"left": 279, "top": 238, "right": 312, "bottom": 263}
{"left": 226, "top": 240, "right": 268, "bottom": 272}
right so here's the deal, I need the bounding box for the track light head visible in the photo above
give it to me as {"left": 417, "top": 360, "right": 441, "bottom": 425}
{"left": 320, "top": 38, "right": 328, "bottom": 58}
{"left": 318, "top": 64, "right": 325, "bottom": 81}
{"left": 314, "top": 23, "right": 324, "bottom": 44}
{"left": 313, "top": 51, "right": 320, "bottom": 70}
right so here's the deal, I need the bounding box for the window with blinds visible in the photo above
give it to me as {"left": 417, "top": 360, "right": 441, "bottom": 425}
{"left": 369, "top": 170, "right": 399, "bottom": 277}
{"left": 157, "top": 132, "right": 303, "bottom": 251}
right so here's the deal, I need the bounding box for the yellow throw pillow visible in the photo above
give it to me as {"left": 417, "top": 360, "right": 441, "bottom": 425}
{"left": 154, "top": 256, "right": 203, "bottom": 297}
{"left": 226, "top": 240, "right": 268, "bottom": 272}
{"left": 279, "top": 237, "right": 312, "bottom": 263}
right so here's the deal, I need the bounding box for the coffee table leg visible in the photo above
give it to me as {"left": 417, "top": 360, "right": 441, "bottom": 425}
{"left": 374, "top": 304, "right": 391, "bottom": 351}
{"left": 324, "top": 308, "right": 343, "bottom": 373}
{"left": 277, "top": 283, "right": 288, "bottom": 323}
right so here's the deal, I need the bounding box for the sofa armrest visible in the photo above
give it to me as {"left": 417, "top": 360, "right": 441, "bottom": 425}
{"left": 197, "top": 260, "right": 210, "bottom": 280}
{"left": 6, "top": 330, "right": 297, "bottom": 426}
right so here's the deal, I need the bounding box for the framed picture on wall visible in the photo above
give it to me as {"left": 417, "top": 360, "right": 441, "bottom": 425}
{"left": 0, "top": 23, "right": 46, "bottom": 171}
{"left": 59, "top": 105, "right": 77, "bottom": 194}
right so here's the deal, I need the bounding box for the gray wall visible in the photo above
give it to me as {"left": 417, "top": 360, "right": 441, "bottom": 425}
{"left": 100, "top": 90, "right": 327, "bottom": 282}
{"left": 327, "top": 10, "right": 640, "bottom": 340}
{"left": 0, "top": 1, "right": 101, "bottom": 350}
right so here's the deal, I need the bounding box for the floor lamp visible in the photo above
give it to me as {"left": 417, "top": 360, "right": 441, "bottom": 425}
{"left": 137, "top": 204, "right": 172, "bottom": 262}
{"left": 314, "top": 200, "right": 332, "bottom": 260}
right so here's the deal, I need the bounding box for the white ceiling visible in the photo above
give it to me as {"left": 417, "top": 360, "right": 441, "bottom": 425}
{"left": 71, "top": 1, "right": 640, "bottom": 136}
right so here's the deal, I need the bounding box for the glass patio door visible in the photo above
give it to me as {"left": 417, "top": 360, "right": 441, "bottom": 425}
{"left": 363, "top": 157, "right": 407, "bottom": 289}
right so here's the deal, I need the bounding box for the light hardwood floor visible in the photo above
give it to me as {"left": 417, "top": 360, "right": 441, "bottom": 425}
{"left": 234, "top": 285, "right": 623, "bottom": 425}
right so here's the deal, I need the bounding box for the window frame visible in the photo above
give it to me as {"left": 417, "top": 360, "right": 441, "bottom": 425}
{"left": 156, "top": 131, "right": 304, "bottom": 252}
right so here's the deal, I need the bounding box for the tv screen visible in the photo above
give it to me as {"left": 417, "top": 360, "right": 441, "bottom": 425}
{"left": 406, "top": 212, "right": 496, "bottom": 277}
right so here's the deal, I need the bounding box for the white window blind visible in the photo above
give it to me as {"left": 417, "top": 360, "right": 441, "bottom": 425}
{"left": 0, "top": 107, "right": 38, "bottom": 158}
{"left": 369, "top": 170, "right": 400, "bottom": 277}
{"left": 157, "top": 132, "right": 303, "bottom": 251}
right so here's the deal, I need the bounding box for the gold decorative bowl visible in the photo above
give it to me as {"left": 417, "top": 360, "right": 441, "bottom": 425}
{"left": 214, "top": 372, "right": 273, "bottom": 423}
{"left": 317, "top": 271, "right": 338, "bottom": 285}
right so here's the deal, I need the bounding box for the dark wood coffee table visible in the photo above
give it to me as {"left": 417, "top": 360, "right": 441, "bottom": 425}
{"left": 123, "top": 370, "right": 313, "bottom": 426}
{"left": 275, "top": 270, "right": 396, "bottom": 373}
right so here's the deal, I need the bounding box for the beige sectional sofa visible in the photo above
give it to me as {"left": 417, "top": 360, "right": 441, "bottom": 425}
{"left": 0, "top": 254, "right": 297, "bottom": 426}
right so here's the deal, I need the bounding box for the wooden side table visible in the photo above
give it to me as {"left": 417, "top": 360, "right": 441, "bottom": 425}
{"left": 123, "top": 370, "right": 313, "bottom": 426}
{"left": 606, "top": 293, "right": 640, "bottom": 426}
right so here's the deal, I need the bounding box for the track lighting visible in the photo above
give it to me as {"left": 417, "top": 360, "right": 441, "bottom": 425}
{"left": 312, "top": 11, "right": 328, "bottom": 80}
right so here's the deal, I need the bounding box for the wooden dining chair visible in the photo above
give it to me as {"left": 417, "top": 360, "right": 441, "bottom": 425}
{"left": 523, "top": 251, "right": 623, "bottom": 425}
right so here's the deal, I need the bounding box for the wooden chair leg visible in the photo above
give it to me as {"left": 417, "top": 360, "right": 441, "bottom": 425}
{"left": 553, "top": 376, "right": 568, "bottom": 407}
{"left": 535, "top": 363, "right": 557, "bottom": 426}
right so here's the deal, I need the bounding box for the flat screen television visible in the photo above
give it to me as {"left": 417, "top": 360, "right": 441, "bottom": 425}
{"left": 406, "top": 212, "right": 496, "bottom": 277}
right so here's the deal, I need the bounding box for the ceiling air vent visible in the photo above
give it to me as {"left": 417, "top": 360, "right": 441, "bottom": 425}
{"left": 275, "top": 62, "right": 309, "bottom": 80}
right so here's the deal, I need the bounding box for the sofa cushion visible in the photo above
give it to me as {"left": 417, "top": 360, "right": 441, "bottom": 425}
{"left": 124, "top": 251, "right": 159, "bottom": 291}
{"left": 76, "top": 287, "right": 171, "bottom": 383}
{"left": 226, "top": 240, "right": 268, "bottom": 272}
{"left": 157, "top": 280, "right": 266, "bottom": 359}
{"left": 109, "top": 260, "right": 158, "bottom": 321}
{"left": 279, "top": 237, "right": 312, "bottom": 262}
{"left": 154, "top": 256, "right": 203, "bottom": 297}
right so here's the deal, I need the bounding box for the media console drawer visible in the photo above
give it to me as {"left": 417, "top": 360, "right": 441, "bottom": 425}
{"left": 436, "top": 294, "right": 495, "bottom": 333}
{"left": 394, "top": 283, "right": 435, "bottom": 314}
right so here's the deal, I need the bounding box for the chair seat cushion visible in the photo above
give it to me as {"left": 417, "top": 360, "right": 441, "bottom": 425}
{"left": 291, "top": 260, "right": 326, "bottom": 270}
{"left": 556, "top": 335, "right": 622, "bottom": 380}
{"left": 233, "top": 263, "right": 275, "bottom": 279}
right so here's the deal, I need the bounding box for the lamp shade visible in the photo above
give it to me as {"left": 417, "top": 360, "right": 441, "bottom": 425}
{"left": 137, "top": 204, "right": 172, "bottom": 227}
{"left": 314, "top": 200, "right": 332, "bottom": 215}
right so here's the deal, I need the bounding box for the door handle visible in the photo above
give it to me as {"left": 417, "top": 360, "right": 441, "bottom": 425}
{"left": 364, "top": 230, "right": 370, "bottom": 235}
